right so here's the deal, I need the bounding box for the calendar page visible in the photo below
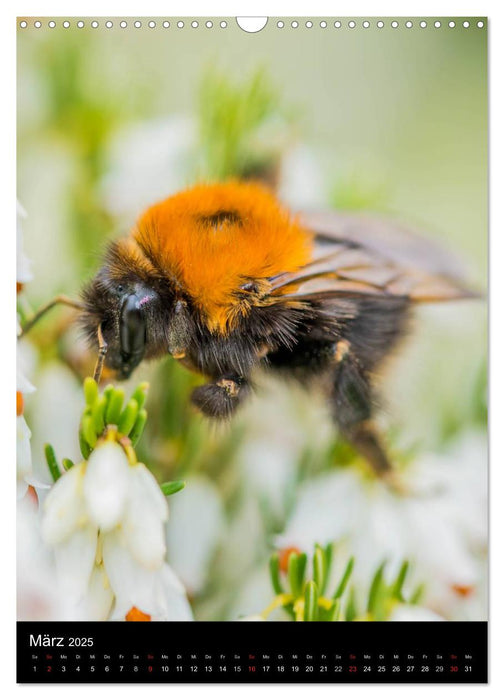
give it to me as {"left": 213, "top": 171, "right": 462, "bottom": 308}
{"left": 16, "top": 15, "right": 488, "bottom": 684}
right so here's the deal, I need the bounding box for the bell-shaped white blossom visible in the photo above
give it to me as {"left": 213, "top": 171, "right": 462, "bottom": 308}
{"left": 41, "top": 440, "right": 191, "bottom": 621}
{"left": 276, "top": 432, "right": 487, "bottom": 620}
{"left": 16, "top": 368, "right": 36, "bottom": 499}
{"left": 165, "top": 476, "right": 225, "bottom": 595}
{"left": 17, "top": 497, "right": 59, "bottom": 620}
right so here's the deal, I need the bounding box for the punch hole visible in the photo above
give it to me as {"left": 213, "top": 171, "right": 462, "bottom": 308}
{"left": 463, "top": 21, "right": 470, "bottom": 28}
{"left": 49, "top": 21, "right": 55, "bottom": 28}
{"left": 477, "top": 21, "right": 484, "bottom": 28}
{"left": 120, "top": 21, "right": 128, "bottom": 28}
{"left": 63, "top": 21, "right": 70, "bottom": 28}
{"left": 192, "top": 21, "right": 199, "bottom": 28}
{"left": 391, "top": 21, "right": 399, "bottom": 28}
{"left": 164, "top": 21, "right": 170, "bottom": 28}
{"left": 348, "top": 21, "right": 356, "bottom": 29}
{"left": 277, "top": 21, "right": 284, "bottom": 28}
{"left": 236, "top": 17, "right": 268, "bottom": 33}
{"left": 134, "top": 21, "right": 141, "bottom": 28}
{"left": 377, "top": 21, "right": 384, "bottom": 28}
{"left": 320, "top": 21, "right": 327, "bottom": 28}
{"left": 34, "top": 20, "right": 42, "bottom": 28}
{"left": 434, "top": 21, "right": 441, "bottom": 28}
{"left": 406, "top": 21, "right": 413, "bottom": 28}
{"left": 177, "top": 21, "right": 184, "bottom": 28}
{"left": 205, "top": 21, "right": 212, "bottom": 28}
{"left": 77, "top": 21, "right": 84, "bottom": 28}
{"left": 420, "top": 21, "right": 427, "bottom": 28}
{"left": 20, "top": 20, "right": 27, "bottom": 28}
{"left": 334, "top": 21, "right": 341, "bottom": 28}
{"left": 91, "top": 21, "right": 99, "bottom": 28}
{"left": 363, "top": 21, "right": 370, "bottom": 28}
{"left": 291, "top": 20, "right": 299, "bottom": 29}
{"left": 149, "top": 21, "right": 156, "bottom": 28}
{"left": 449, "top": 21, "right": 456, "bottom": 27}
{"left": 106, "top": 21, "right": 113, "bottom": 29}
{"left": 220, "top": 21, "right": 227, "bottom": 28}
{"left": 306, "top": 21, "right": 313, "bottom": 28}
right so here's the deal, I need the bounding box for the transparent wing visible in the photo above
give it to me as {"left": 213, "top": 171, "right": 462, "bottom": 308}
{"left": 267, "top": 210, "right": 476, "bottom": 303}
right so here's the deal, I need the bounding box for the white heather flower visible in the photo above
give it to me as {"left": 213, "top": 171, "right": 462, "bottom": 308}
{"left": 29, "top": 364, "right": 82, "bottom": 484}
{"left": 165, "top": 476, "right": 225, "bottom": 596}
{"left": 16, "top": 368, "right": 35, "bottom": 499}
{"left": 276, "top": 433, "right": 487, "bottom": 620}
{"left": 101, "top": 116, "right": 195, "bottom": 222}
{"left": 17, "top": 497, "right": 60, "bottom": 620}
{"left": 41, "top": 440, "right": 192, "bottom": 621}
{"left": 388, "top": 605, "right": 445, "bottom": 622}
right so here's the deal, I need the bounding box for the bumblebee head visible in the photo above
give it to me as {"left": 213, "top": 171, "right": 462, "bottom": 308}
{"left": 82, "top": 276, "right": 157, "bottom": 379}
{"left": 81, "top": 240, "right": 195, "bottom": 380}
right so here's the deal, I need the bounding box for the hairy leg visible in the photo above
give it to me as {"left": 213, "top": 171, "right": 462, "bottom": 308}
{"left": 191, "top": 375, "right": 251, "bottom": 419}
{"left": 330, "top": 339, "right": 392, "bottom": 476}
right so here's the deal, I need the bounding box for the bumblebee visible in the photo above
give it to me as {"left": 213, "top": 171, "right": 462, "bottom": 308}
{"left": 23, "top": 181, "right": 474, "bottom": 477}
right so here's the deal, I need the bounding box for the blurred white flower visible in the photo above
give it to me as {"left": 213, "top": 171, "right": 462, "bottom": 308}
{"left": 41, "top": 440, "right": 192, "bottom": 621}
{"left": 388, "top": 605, "right": 445, "bottom": 622}
{"left": 166, "top": 476, "right": 225, "bottom": 596}
{"left": 278, "top": 144, "right": 327, "bottom": 209}
{"left": 17, "top": 201, "right": 32, "bottom": 285}
{"left": 29, "top": 363, "right": 82, "bottom": 486}
{"left": 17, "top": 496, "right": 60, "bottom": 620}
{"left": 100, "top": 115, "right": 327, "bottom": 225}
{"left": 101, "top": 116, "right": 195, "bottom": 222}
{"left": 17, "top": 369, "right": 35, "bottom": 499}
{"left": 276, "top": 432, "right": 487, "bottom": 620}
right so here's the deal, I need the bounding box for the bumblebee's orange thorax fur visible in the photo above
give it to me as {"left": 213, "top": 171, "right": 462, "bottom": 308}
{"left": 133, "top": 181, "right": 312, "bottom": 333}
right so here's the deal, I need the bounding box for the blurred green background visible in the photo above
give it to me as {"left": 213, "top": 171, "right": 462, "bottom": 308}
{"left": 17, "top": 19, "right": 487, "bottom": 621}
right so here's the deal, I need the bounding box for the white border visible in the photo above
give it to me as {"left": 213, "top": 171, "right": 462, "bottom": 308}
{"left": 3, "top": 0, "right": 502, "bottom": 698}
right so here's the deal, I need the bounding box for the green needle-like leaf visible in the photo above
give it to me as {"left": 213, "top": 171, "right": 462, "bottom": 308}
{"left": 129, "top": 408, "right": 148, "bottom": 446}
{"left": 297, "top": 552, "right": 307, "bottom": 591}
{"left": 367, "top": 562, "right": 386, "bottom": 614}
{"left": 44, "top": 443, "right": 62, "bottom": 482}
{"left": 160, "top": 480, "right": 186, "bottom": 496}
{"left": 333, "top": 556, "right": 354, "bottom": 599}
{"left": 105, "top": 388, "right": 124, "bottom": 426}
{"left": 345, "top": 587, "right": 358, "bottom": 621}
{"left": 131, "top": 382, "right": 149, "bottom": 411}
{"left": 92, "top": 396, "right": 107, "bottom": 436}
{"left": 304, "top": 581, "right": 318, "bottom": 621}
{"left": 83, "top": 377, "right": 98, "bottom": 407}
{"left": 409, "top": 583, "right": 425, "bottom": 606}
{"left": 79, "top": 428, "right": 91, "bottom": 459}
{"left": 325, "top": 543, "right": 333, "bottom": 583}
{"left": 287, "top": 552, "right": 300, "bottom": 597}
{"left": 313, "top": 546, "right": 326, "bottom": 593}
{"left": 328, "top": 599, "right": 340, "bottom": 621}
{"left": 118, "top": 398, "right": 139, "bottom": 436}
{"left": 269, "top": 553, "right": 284, "bottom": 595}
{"left": 81, "top": 415, "right": 97, "bottom": 449}
{"left": 391, "top": 560, "right": 409, "bottom": 601}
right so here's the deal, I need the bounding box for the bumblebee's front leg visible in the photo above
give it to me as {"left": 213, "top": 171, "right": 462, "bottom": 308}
{"left": 330, "top": 340, "right": 392, "bottom": 476}
{"left": 191, "top": 375, "right": 251, "bottom": 420}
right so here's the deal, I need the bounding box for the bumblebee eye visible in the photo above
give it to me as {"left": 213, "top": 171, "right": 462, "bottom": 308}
{"left": 119, "top": 294, "right": 146, "bottom": 360}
